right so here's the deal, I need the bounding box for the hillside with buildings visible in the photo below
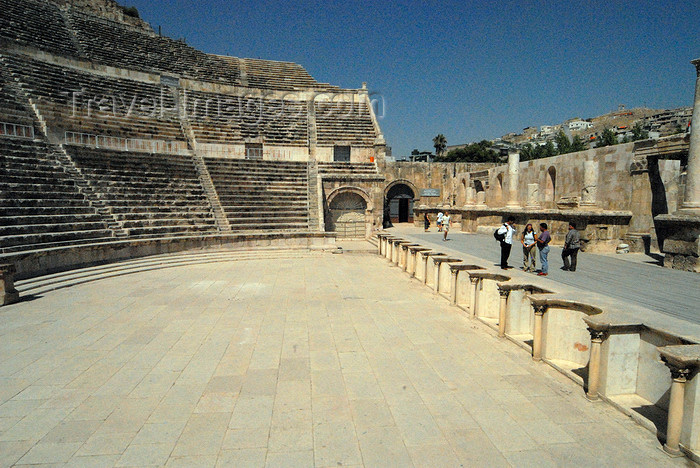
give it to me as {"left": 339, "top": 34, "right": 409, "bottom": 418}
{"left": 444, "top": 105, "right": 692, "bottom": 157}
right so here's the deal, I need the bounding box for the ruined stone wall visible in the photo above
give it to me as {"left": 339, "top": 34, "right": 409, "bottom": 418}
{"left": 380, "top": 161, "right": 495, "bottom": 207}
{"left": 478, "top": 143, "right": 682, "bottom": 249}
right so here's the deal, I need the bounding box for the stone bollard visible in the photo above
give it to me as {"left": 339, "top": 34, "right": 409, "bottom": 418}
{"left": 1, "top": 264, "right": 20, "bottom": 306}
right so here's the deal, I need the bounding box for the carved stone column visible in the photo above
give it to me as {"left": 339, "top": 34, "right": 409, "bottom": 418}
{"left": 1, "top": 264, "right": 19, "bottom": 306}
{"left": 680, "top": 58, "right": 700, "bottom": 213}
{"left": 469, "top": 276, "right": 480, "bottom": 317}
{"left": 464, "top": 186, "right": 475, "bottom": 207}
{"left": 498, "top": 288, "right": 510, "bottom": 338}
{"left": 581, "top": 160, "right": 599, "bottom": 206}
{"left": 422, "top": 255, "right": 430, "bottom": 284}
{"left": 433, "top": 258, "right": 441, "bottom": 293}
{"left": 586, "top": 328, "right": 608, "bottom": 401}
{"left": 450, "top": 269, "right": 459, "bottom": 304}
{"left": 506, "top": 152, "right": 521, "bottom": 209}
{"left": 525, "top": 183, "right": 539, "bottom": 209}
{"left": 532, "top": 304, "right": 547, "bottom": 361}
{"left": 476, "top": 191, "right": 486, "bottom": 207}
{"left": 662, "top": 363, "right": 691, "bottom": 456}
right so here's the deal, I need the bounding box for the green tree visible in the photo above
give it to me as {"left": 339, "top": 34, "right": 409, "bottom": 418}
{"left": 631, "top": 123, "right": 649, "bottom": 141}
{"left": 570, "top": 135, "right": 587, "bottom": 152}
{"left": 595, "top": 128, "right": 618, "bottom": 147}
{"left": 439, "top": 140, "right": 498, "bottom": 163}
{"left": 433, "top": 134, "right": 447, "bottom": 159}
{"left": 554, "top": 131, "right": 571, "bottom": 154}
{"left": 543, "top": 140, "right": 557, "bottom": 157}
{"left": 519, "top": 143, "right": 535, "bottom": 161}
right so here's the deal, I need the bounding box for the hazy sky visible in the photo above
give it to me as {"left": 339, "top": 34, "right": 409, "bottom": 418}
{"left": 126, "top": 0, "right": 700, "bottom": 156}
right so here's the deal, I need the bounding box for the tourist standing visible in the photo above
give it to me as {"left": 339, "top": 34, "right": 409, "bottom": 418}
{"left": 521, "top": 223, "right": 536, "bottom": 272}
{"left": 442, "top": 212, "right": 451, "bottom": 241}
{"left": 496, "top": 217, "right": 516, "bottom": 269}
{"left": 536, "top": 223, "right": 551, "bottom": 276}
{"left": 437, "top": 211, "right": 444, "bottom": 232}
{"left": 424, "top": 213, "right": 430, "bottom": 232}
{"left": 562, "top": 221, "right": 580, "bottom": 271}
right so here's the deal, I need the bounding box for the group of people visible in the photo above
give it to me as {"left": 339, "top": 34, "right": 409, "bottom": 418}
{"left": 424, "top": 211, "right": 451, "bottom": 241}
{"left": 422, "top": 212, "right": 581, "bottom": 274}
{"left": 496, "top": 217, "right": 580, "bottom": 275}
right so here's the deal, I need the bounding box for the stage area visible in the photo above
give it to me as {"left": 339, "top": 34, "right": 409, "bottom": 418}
{"left": 0, "top": 249, "right": 688, "bottom": 467}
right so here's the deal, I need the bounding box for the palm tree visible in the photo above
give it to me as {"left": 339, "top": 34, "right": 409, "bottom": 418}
{"left": 433, "top": 134, "right": 447, "bottom": 159}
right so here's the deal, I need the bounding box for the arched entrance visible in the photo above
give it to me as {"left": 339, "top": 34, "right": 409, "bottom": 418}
{"left": 385, "top": 183, "right": 415, "bottom": 225}
{"left": 545, "top": 166, "right": 556, "bottom": 205}
{"left": 328, "top": 191, "right": 367, "bottom": 238}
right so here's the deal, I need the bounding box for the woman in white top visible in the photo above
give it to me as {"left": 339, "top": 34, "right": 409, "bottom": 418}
{"left": 521, "top": 223, "right": 537, "bottom": 272}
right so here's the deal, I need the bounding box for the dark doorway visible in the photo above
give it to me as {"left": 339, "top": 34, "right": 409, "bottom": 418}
{"left": 398, "top": 198, "right": 409, "bottom": 222}
{"left": 384, "top": 183, "right": 415, "bottom": 226}
{"left": 333, "top": 145, "right": 351, "bottom": 162}
{"left": 246, "top": 143, "right": 263, "bottom": 160}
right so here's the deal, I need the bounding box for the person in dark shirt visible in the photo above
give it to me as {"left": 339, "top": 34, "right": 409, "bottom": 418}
{"left": 561, "top": 221, "right": 581, "bottom": 272}
{"left": 536, "top": 223, "right": 551, "bottom": 276}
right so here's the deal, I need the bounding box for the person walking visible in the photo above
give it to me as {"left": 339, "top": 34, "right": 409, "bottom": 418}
{"left": 423, "top": 213, "right": 430, "bottom": 232}
{"left": 536, "top": 223, "right": 551, "bottom": 276}
{"left": 436, "top": 211, "right": 444, "bottom": 232}
{"left": 561, "top": 221, "right": 580, "bottom": 271}
{"left": 496, "top": 217, "right": 516, "bottom": 269}
{"left": 442, "top": 212, "right": 451, "bottom": 241}
{"left": 521, "top": 223, "right": 537, "bottom": 272}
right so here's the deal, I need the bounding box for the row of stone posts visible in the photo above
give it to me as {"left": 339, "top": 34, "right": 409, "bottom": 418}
{"left": 376, "top": 231, "right": 700, "bottom": 459}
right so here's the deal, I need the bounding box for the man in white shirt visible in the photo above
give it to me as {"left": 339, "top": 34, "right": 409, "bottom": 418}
{"left": 496, "top": 217, "right": 516, "bottom": 269}
{"left": 436, "top": 211, "right": 444, "bottom": 232}
{"left": 442, "top": 212, "right": 451, "bottom": 241}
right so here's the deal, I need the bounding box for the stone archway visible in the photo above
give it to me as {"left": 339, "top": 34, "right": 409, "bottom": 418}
{"left": 384, "top": 182, "right": 416, "bottom": 226}
{"left": 326, "top": 188, "right": 370, "bottom": 238}
{"left": 545, "top": 166, "right": 556, "bottom": 205}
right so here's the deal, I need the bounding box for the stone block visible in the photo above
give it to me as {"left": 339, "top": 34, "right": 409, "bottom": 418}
{"left": 664, "top": 239, "right": 700, "bottom": 257}
{"left": 0, "top": 264, "right": 20, "bottom": 306}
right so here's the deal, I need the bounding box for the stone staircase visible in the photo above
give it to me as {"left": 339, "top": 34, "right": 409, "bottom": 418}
{"left": 306, "top": 160, "right": 323, "bottom": 231}
{"left": 204, "top": 158, "right": 311, "bottom": 232}
{"left": 191, "top": 151, "right": 231, "bottom": 232}
{"left": 317, "top": 162, "right": 384, "bottom": 181}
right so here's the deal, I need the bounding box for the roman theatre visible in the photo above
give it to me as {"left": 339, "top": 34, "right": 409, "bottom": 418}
{"left": 1, "top": 0, "right": 700, "bottom": 466}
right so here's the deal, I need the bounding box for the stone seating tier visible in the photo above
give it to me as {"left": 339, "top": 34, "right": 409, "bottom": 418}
{"left": 68, "top": 11, "right": 240, "bottom": 84}
{"left": 0, "top": 0, "right": 81, "bottom": 57}
{"left": 204, "top": 157, "right": 310, "bottom": 231}
{"left": 65, "top": 146, "right": 218, "bottom": 238}
{"left": 0, "top": 72, "right": 36, "bottom": 127}
{"left": 2, "top": 55, "right": 186, "bottom": 142}
{"left": 237, "top": 57, "right": 340, "bottom": 91}
{"left": 315, "top": 102, "right": 377, "bottom": 145}
{"left": 185, "top": 90, "right": 308, "bottom": 145}
{"left": 0, "top": 138, "right": 113, "bottom": 252}
{"left": 317, "top": 162, "right": 379, "bottom": 176}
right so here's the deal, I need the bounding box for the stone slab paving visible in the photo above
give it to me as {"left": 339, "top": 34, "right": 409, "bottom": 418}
{"left": 0, "top": 251, "right": 692, "bottom": 467}
{"left": 391, "top": 225, "right": 700, "bottom": 324}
